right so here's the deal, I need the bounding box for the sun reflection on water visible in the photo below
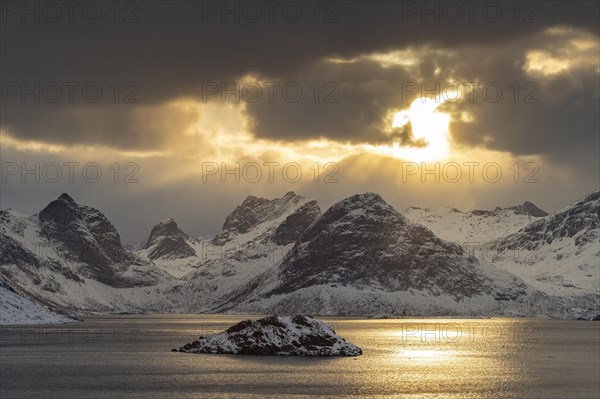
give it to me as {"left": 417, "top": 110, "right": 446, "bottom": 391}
{"left": 396, "top": 349, "right": 460, "bottom": 361}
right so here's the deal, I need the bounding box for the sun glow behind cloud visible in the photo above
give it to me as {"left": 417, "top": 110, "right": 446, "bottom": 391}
{"left": 1, "top": 93, "right": 536, "bottom": 190}
{"left": 1, "top": 94, "right": 460, "bottom": 177}
{"left": 365, "top": 97, "right": 452, "bottom": 162}
{"left": 159, "top": 97, "right": 457, "bottom": 167}
{"left": 164, "top": 97, "right": 544, "bottom": 189}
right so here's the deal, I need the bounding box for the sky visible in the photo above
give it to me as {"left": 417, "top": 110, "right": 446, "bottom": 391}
{"left": 1, "top": 0, "right": 599, "bottom": 243}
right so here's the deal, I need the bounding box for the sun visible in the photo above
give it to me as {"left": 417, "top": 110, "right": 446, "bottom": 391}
{"left": 375, "top": 96, "right": 452, "bottom": 162}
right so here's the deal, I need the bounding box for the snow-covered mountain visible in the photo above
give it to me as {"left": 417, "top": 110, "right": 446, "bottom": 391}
{"left": 0, "top": 191, "right": 321, "bottom": 315}
{"left": 144, "top": 218, "right": 197, "bottom": 260}
{"left": 136, "top": 218, "right": 204, "bottom": 278}
{"left": 0, "top": 193, "right": 177, "bottom": 312}
{"left": 401, "top": 194, "right": 599, "bottom": 317}
{"left": 181, "top": 191, "right": 322, "bottom": 310}
{"left": 488, "top": 190, "right": 599, "bottom": 298}
{"left": 404, "top": 201, "right": 547, "bottom": 243}
{"left": 212, "top": 191, "right": 321, "bottom": 246}
{"left": 0, "top": 283, "right": 75, "bottom": 325}
{"left": 1, "top": 190, "right": 597, "bottom": 319}
{"left": 135, "top": 191, "right": 321, "bottom": 280}
{"left": 215, "top": 193, "right": 543, "bottom": 316}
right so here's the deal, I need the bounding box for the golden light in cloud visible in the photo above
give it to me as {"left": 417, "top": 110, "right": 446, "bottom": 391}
{"left": 0, "top": 130, "right": 167, "bottom": 158}
{"left": 370, "top": 97, "right": 452, "bottom": 162}
{"left": 524, "top": 27, "right": 600, "bottom": 76}
{"left": 368, "top": 50, "right": 419, "bottom": 68}
{"left": 2, "top": 94, "right": 455, "bottom": 174}
{"left": 2, "top": 93, "right": 535, "bottom": 190}
{"left": 525, "top": 50, "right": 571, "bottom": 75}
{"left": 325, "top": 48, "right": 446, "bottom": 70}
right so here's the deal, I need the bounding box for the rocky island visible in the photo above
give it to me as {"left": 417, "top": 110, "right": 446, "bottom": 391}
{"left": 175, "top": 315, "right": 362, "bottom": 356}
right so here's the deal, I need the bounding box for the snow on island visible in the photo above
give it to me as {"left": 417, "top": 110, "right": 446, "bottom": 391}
{"left": 174, "top": 315, "right": 362, "bottom": 356}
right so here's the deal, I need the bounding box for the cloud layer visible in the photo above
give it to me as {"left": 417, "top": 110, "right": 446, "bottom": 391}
{"left": 1, "top": 1, "right": 598, "bottom": 240}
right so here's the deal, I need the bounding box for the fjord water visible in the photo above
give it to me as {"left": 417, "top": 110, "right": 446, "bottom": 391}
{"left": 1, "top": 316, "right": 598, "bottom": 398}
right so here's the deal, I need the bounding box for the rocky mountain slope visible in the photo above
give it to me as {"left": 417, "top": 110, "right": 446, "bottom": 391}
{"left": 135, "top": 191, "right": 321, "bottom": 281}
{"left": 1, "top": 190, "right": 597, "bottom": 319}
{"left": 0, "top": 194, "right": 177, "bottom": 312}
{"left": 211, "top": 191, "right": 321, "bottom": 246}
{"left": 215, "top": 193, "right": 542, "bottom": 316}
{"left": 136, "top": 218, "right": 202, "bottom": 278}
{"left": 489, "top": 190, "right": 599, "bottom": 298}
{"left": 144, "top": 219, "right": 197, "bottom": 260}
{"left": 180, "top": 192, "right": 322, "bottom": 310}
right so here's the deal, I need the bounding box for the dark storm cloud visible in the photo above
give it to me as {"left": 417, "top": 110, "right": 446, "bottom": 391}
{"left": 1, "top": 0, "right": 598, "bottom": 149}
{"left": 441, "top": 29, "right": 599, "bottom": 171}
{"left": 1, "top": 102, "right": 201, "bottom": 149}
{"left": 243, "top": 59, "right": 416, "bottom": 143}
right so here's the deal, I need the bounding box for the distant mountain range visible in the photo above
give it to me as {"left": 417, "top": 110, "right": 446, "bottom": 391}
{"left": 1, "top": 189, "right": 598, "bottom": 320}
{"left": 403, "top": 201, "right": 548, "bottom": 243}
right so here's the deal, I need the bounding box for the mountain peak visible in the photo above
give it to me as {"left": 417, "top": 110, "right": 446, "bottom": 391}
{"left": 238, "top": 195, "right": 270, "bottom": 209}
{"left": 266, "top": 191, "right": 506, "bottom": 303}
{"left": 222, "top": 192, "right": 309, "bottom": 234}
{"left": 57, "top": 193, "right": 76, "bottom": 204}
{"left": 297, "top": 192, "right": 405, "bottom": 245}
{"left": 158, "top": 218, "right": 177, "bottom": 226}
{"left": 508, "top": 201, "right": 548, "bottom": 217}
{"left": 355, "top": 192, "right": 382, "bottom": 200}
{"left": 344, "top": 192, "right": 383, "bottom": 202}
{"left": 146, "top": 218, "right": 187, "bottom": 248}
{"left": 333, "top": 192, "right": 388, "bottom": 211}
{"left": 144, "top": 218, "right": 195, "bottom": 260}
{"left": 41, "top": 193, "right": 80, "bottom": 219}
{"left": 36, "top": 194, "right": 135, "bottom": 284}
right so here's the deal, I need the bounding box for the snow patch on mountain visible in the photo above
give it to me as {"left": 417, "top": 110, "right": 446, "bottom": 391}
{"left": 232, "top": 284, "right": 549, "bottom": 317}
{"left": 404, "top": 202, "right": 547, "bottom": 244}
{"left": 0, "top": 285, "right": 75, "bottom": 325}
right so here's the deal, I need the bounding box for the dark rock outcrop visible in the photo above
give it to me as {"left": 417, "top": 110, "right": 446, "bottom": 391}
{"left": 499, "top": 201, "right": 548, "bottom": 217}
{"left": 272, "top": 200, "right": 321, "bottom": 245}
{"left": 145, "top": 219, "right": 196, "bottom": 260}
{"left": 221, "top": 191, "right": 313, "bottom": 233}
{"left": 212, "top": 191, "right": 320, "bottom": 246}
{"left": 37, "top": 193, "right": 142, "bottom": 287}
